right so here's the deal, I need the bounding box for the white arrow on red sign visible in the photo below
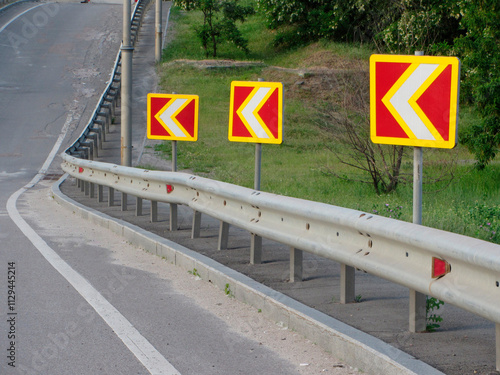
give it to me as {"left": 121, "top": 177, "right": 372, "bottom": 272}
{"left": 147, "top": 93, "right": 199, "bottom": 141}
{"left": 370, "top": 54, "right": 460, "bottom": 149}
{"left": 238, "top": 87, "right": 273, "bottom": 139}
{"left": 229, "top": 81, "right": 283, "bottom": 144}
{"left": 385, "top": 63, "right": 440, "bottom": 141}
{"left": 156, "top": 98, "right": 191, "bottom": 138}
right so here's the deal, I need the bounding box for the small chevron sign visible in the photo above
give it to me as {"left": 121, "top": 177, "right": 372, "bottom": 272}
{"left": 229, "top": 81, "right": 283, "bottom": 144}
{"left": 370, "top": 54, "right": 460, "bottom": 149}
{"left": 147, "top": 93, "right": 199, "bottom": 141}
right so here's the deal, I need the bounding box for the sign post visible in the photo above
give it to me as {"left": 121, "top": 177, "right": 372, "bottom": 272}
{"left": 370, "top": 52, "right": 460, "bottom": 332}
{"left": 147, "top": 92, "right": 199, "bottom": 231}
{"left": 229, "top": 80, "right": 284, "bottom": 264}
{"left": 412, "top": 51, "right": 425, "bottom": 333}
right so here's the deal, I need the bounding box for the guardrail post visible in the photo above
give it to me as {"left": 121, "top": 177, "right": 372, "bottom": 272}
{"left": 409, "top": 289, "right": 426, "bottom": 332}
{"left": 121, "top": 193, "right": 128, "bottom": 211}
{"left": 89, "top": 182, "right": 95, "bottom": 198}
{"left": 84, "top": 181, "right": 90, "bottom": 196}
{"left": 108, "top": 187, "right": 114, "bottom": 207}
{"left": 98, "top": 185, "right": 103, "bottom": 202}
{"left": 340, "top": 264, "right": 355, "bottom": 304}
{"left": 192, "top": 210, "right": 201, "bottom": 239}
{"left": 250, "top": 234, "right": 262, "bottom": 265}
{"left": 170, "top": 204, "right": 178, "bottom": 231}
{"left": 218, "top": 221, "right": 229, "bottom": 250}
{"left": 150, "top": 200, "right": 158, "bottom": 222}
{"left": 136, "top": 197, "right": 142, "bottom": 216}
{"left": 496, "top": 323, "right": 499, "bottom": 371}
{"left": 290, "top": 247, "right": 303, "bottom": 282}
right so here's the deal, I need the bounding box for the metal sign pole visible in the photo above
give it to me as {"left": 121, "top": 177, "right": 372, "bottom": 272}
{"left": 254, "top": 143, "right": 261, "bottom": 191}
{"left": 251, "top": 142, "right": 262, "bottom": 264}
{"left": 172, "top": 140, "right": 177, "bottom": 172}
{"left": 409, "top": 50, "right": 426, "bottom": 333}
{"left": 169, "top": 92, "right": 178, "bottom": 231}
{"left": 251, "top": 79, "right": 265, "bottom": 264}
{"left": 413, "top": 147, "right": 423, "bottom": 225}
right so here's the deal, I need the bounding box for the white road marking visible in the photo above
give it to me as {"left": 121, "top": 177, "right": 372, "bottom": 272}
{"left": 0, "top": 3, "right": 47, "bottom": 35}
{"left": 7, "top": 118, "right": 180, "bottom": 373}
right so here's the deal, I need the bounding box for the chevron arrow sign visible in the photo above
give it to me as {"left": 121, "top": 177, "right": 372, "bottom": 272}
{"left": 229, "top": 81, "right": 283, "bottom": 144}
{"left": 147, "top": 93, "right": 199, "bottom": 141}
{"left": 370, "top": 55, "right": 460, "bottom": 148}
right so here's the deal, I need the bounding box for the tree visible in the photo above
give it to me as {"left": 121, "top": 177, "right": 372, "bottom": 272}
{"left": 315, "top": 65, "right": 408, "bottom": 194}
{"left": 174, "top": 0, "right": 254, "bottom": 57}
{"left": 256, "top": 0, "right": 362, "bottom": 47}
{"left": 455, "top": 0, "right": 500, "bottom": 168}
{"left": 378, "top": 0, "right": 463, "bottom": 54}
{"left": 257, "top": 0, "right": 499, "bottom": 167}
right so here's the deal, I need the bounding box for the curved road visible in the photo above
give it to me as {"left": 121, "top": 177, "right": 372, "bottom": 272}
{"left": 0, "top": 2, "right": 357, "bottom": 374}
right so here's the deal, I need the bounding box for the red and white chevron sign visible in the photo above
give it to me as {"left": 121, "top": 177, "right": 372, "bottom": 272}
{"left": 147, "top": 93, "right": 199, "bottom": 141}
{"left": 228, "top": 81, "right": 283, "bottom": 144}
{"left": 370, "top": 54, "right": 460, "bottom": 149}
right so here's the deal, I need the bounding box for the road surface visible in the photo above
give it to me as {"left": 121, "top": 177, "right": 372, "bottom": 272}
{"left": 0, "top": 2, "right": 358, "bottom": 374}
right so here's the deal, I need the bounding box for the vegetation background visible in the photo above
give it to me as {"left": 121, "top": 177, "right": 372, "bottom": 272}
{"left": 151, "top": 0, "right": 500, "bottom": 245}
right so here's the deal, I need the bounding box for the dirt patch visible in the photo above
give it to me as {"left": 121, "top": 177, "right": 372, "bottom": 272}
{"left": 163, "top": 57, "right": 368, "bottom": 103}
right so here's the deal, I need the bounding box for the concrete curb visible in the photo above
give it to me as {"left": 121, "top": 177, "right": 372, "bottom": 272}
{"left": 51, "top": 175, "right": 444, "bottom": 375}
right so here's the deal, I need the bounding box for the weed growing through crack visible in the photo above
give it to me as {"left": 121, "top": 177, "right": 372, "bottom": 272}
{"left": 426, "top": 297, "right": 445, "bottom": 332}
{"left": 224, "top": 283, "right": 234, "bottom": 298}
{"left": 188, "top": 268, "right": 200, "bottom": 277}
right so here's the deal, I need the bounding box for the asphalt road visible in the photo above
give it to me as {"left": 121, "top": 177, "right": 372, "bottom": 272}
{"left": 0, "top": 2, "right": 358, "bottom": 374}
{"left": 57, "top": 3, "right": 498, "bottom": 375}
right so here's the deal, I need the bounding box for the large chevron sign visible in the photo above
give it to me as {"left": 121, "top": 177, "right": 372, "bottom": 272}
{"left": 147, "top": 93, "right": 199, "bottom": 141}
{"left": 229, "top": 81, "right": 283, "bottom": 144}
{"left": 370, "top": 54, "right": 460, "bottom": 148}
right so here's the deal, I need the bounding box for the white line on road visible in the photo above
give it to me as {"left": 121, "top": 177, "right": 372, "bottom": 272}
{"left": 6, "top": 112, "right": 180, "bottom": 375}
{"left": 0, "top": 3, "right": 47, "bottom": 35}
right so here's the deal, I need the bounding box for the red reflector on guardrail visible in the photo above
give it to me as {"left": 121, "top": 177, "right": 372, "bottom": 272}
{"left": 432, "top": 257, "right": 451, "bottom": 278}
{"left": 79, "top": 167, "right": 84, "bottom": 173}
{"left": 166, "top": 184, "right": 174, "bottom": 194}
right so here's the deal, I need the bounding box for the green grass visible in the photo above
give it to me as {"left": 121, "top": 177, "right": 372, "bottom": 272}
{"left": 156, "top": 6, "right": 500, "bottom": 244}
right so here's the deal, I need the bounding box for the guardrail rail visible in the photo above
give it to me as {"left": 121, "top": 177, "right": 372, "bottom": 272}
{"left": 60, "top": 0, "right": 500, "bottom": 371}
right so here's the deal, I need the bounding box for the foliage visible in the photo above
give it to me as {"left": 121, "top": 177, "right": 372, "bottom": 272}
{"left": 174, "top": 0, "right": 254, "bottom": 57}
{"left": 464, "top": 201, "right": 500, "bottom": 242}
{"left": 315, "top": 63, "right": 409, "bottom": 194}
{"left": 256, "top": 0, "right": 379, "bottom": 47}
{"left": 372, "top": 203, "right": 404, "bottom": 219}
{"left": 224, "top": 283, "right": 234, "bottom": 297}
{"left": 426, "top": 297, "right": 444, "bottom": 332}
{"left": 157, "top": 10, "right": 500, "bottom": 245}
{"left": 256, "top": 0, "right": 500, "bottom": 168}
{"left": 455, "top": 0, "right": 500, "bottom": 168}
{"left": 256, "top": 0, "right": 463, "bottom": 51}
{"left": 378, "top": 0, "right": 463, "bottom": 54}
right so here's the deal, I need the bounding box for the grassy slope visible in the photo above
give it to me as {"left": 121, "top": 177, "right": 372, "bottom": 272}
{"left": 155, "top": 6, "right": 500, "bottom": 244}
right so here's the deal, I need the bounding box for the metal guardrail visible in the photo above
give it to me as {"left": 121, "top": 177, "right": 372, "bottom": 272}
{"left": 61, "top": 155, "right": 500, "bottom": 328}
{"left": 60, "top": 0, "right": 500, "bottom": 370}
{"left": 65, "top": 0, "right": 149, "bottom": 160}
